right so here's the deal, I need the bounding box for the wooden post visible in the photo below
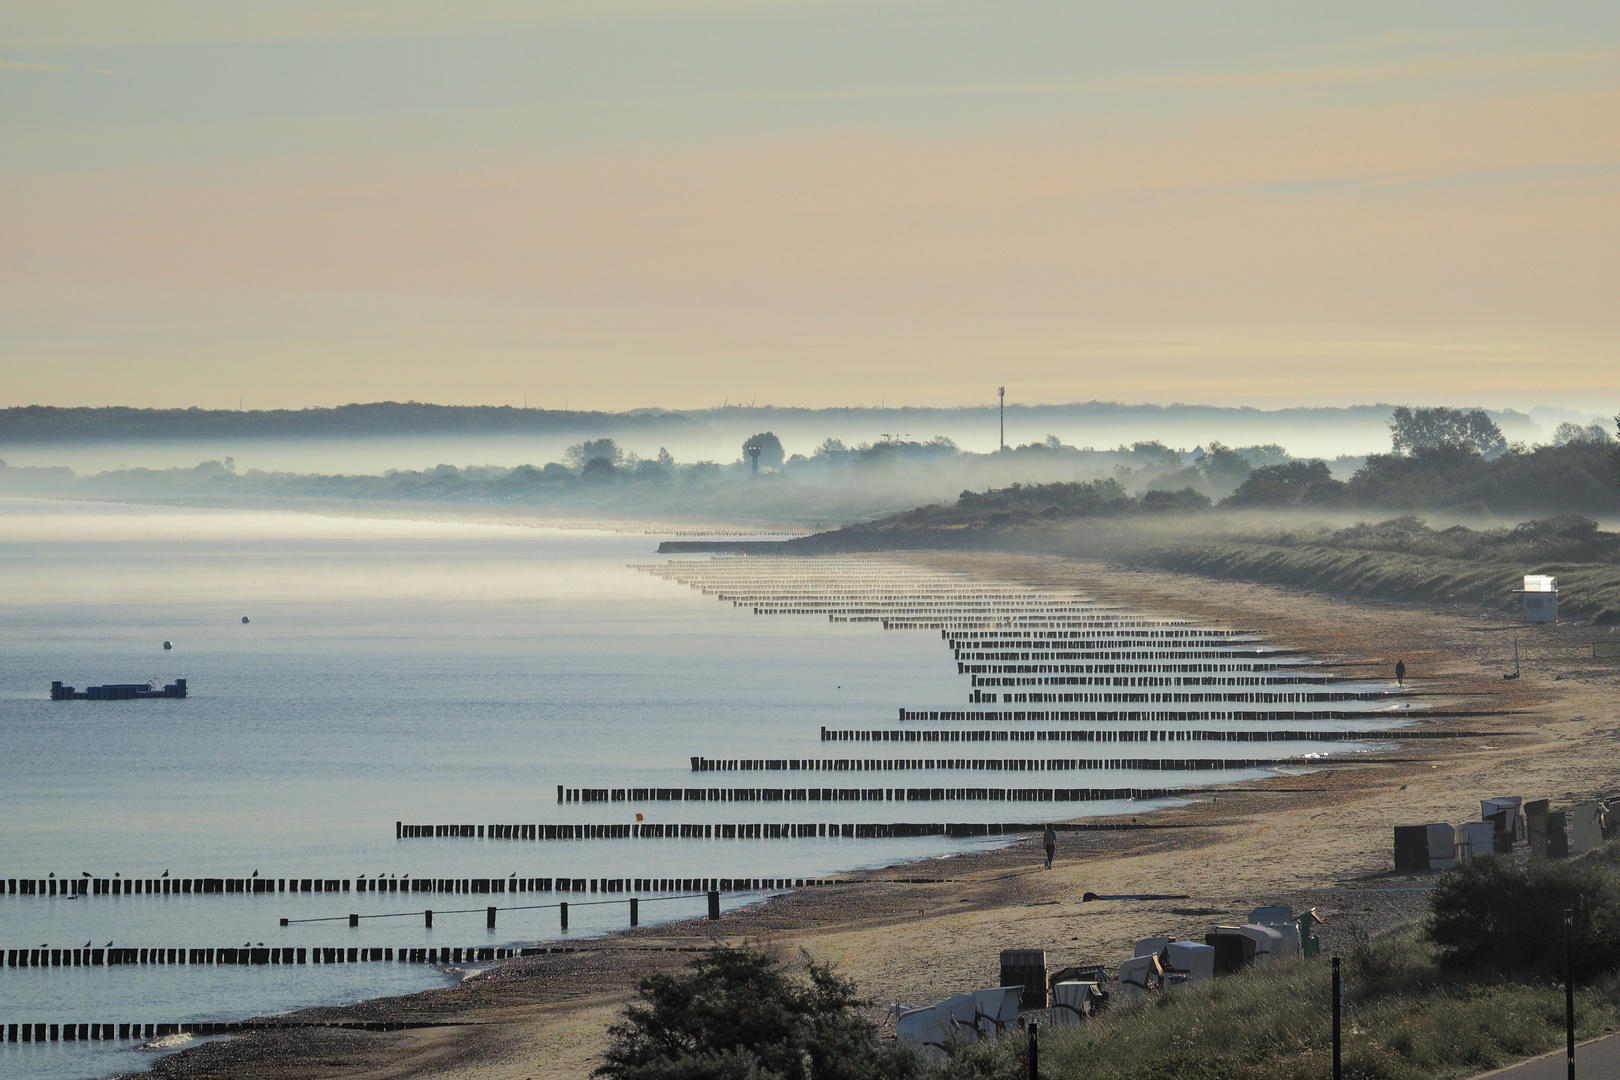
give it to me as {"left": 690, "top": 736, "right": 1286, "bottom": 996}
{"left": 487, "top": 906, "right": 496, "bottom": 929}
{"left": 425, "top": 909, "right": 433, "bottom": 928}
{"left": 1566, "top": 909, "right": 1576, "bottom": 1080}
{"left": 1332, "top": 956, "right": 1342, "bottom": 1080}
{"left": 349, "top": 913, "right": 359, "bottom": 927}
{"left": 560, "top": 901, "right": 568, "bottom": 930}
{"left": 708, "top": 890, "right": 720, "bottom": 920}
{"left": 630, "top": 897, "right": 639, "bottom": 926}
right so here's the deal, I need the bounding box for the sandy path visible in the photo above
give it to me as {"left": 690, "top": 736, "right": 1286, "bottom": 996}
{"left": 146, "top": 555, "right": 1620, "bottom": 1080}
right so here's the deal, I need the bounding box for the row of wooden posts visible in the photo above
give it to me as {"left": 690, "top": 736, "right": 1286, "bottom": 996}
{"left": 277, "top": 893, "right": 726, "bottom": 931}
{"left": 547, "top": 787, "right": 1188, "bottom": 804}
{"left": 398, "top": 820, "right": 1110, "bottom": 842}
{"left": 6, "top": 945, "right": 522, "bottom": 968}
{"left": 689, "top": 756, "right": 1295, "bottom": 773}
{"left": 4, "top": 872, "right": 959, "bottom": 899}
{"left": 832, "top": 724, "right": 1423, "bottom": 743}
{"left": 886, "top": 708, "right": 1425, "bottom": 724}
{"left": 0, "top": 1019, "right": 458, "bottom": 1043}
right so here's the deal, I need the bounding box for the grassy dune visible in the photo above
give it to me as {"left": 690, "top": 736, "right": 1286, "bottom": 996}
{"left": 1138, "top": 540, "right": 1620, "bottom": 624}
{"left": 945, "top": 923, "right": 1620, "bottom": 1080}
{"left": 791, "top": 510, "right": 1620, "bottom": 623}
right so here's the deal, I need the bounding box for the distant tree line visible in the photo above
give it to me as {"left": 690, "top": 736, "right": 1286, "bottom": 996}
{"left": 0, "top": 403, "right": 696, "bottom": 441}
{"left": 1222, "top": 407, "right": 1620, "bottom": 515}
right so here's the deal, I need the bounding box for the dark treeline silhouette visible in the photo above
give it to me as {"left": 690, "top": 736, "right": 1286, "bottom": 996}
{"left": 1223, "top": 419, "right": 1619, "bottom": 516}
{"left": 0, "top": 403, "right": 696, "bottom": 442}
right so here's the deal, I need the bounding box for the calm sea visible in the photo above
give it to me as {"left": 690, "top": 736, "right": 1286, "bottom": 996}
{"left": 0, "top": 498, "right": 1390, "bottom": 1078}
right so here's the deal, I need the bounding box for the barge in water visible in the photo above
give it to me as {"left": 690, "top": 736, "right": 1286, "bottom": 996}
{"left": 51, "top": 679, "right": 187, "bottom": 700}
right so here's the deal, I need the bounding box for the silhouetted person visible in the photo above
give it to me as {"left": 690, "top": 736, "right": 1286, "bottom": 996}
{"left": 1395, "top": 660, "right": 1406, "bottom": 686}
{"left": 1043, "top": 824, "right": 1056, "bottom": 869}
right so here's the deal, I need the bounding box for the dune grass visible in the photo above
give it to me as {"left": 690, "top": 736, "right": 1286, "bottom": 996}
{"left": 932, "top": 923, "right": 1620, "bottom": 1080}
{"left": 1143, "top": 541, "right": 1620, "bottom": 624}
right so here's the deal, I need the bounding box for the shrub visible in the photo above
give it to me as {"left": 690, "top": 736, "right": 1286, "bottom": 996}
{"left": 1427, "top": 850, "right": 1620, "bottom": 980}
{"left": 595, "top": 946, "right": 923, "bottom": 1080}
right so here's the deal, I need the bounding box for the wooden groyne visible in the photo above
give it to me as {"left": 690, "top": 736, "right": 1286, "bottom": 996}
{"left": 5, "top": 872, "right": 905, "bottom": 897}
{"left": 690, "top": 756, "right": 1296, "bottom": 773}
{"left": 551, "top": 786, "right": 1187, "bottom": 804}
{"left": 397, "top": 820, "right": 1139, "bottom": 840}
{"left": 5, "top": 945, "right": 521, "bottom": 968}
{"left": 1, "top": 1018, "right": 473, "bottom": 1043}
{"left": 890, "top": 708, "right": 1441, "bottom": 723}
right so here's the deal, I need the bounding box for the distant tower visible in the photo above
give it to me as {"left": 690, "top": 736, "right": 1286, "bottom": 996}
{"left": 998, "top": 386, "right": 1006, "bottom": 452}
{"left": 747, "top": 441, "right": 762, "bottom": 475}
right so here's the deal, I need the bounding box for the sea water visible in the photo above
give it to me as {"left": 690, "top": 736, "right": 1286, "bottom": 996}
{"left": 0, "top": 498, "right": 1393, "bottom": 1079}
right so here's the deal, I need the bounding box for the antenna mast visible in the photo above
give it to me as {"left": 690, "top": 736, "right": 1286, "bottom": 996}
{"left": 998, "top": 387, "right": 1005, "bottom": 451}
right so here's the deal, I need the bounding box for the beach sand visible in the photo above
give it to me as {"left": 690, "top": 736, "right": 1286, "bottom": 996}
{"left": 143, "top": 554, "right": 1620, "bottom": 1080}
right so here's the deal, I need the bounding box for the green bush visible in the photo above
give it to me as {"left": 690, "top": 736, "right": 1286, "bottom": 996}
{"left": 595, "top": 946, "right": 924, "bottom": 1080}
{"left": 1427, "top": 849, "right": 1620, "bottom": 980}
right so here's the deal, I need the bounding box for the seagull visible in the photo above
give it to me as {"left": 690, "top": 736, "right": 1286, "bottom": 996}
{"left": 84, "top": 940, "right": 92, "bottom": 948}
{"left": 162, "top": 870, "right": 169, "bottom": 878}
{"left": 252, "top": 870, "right": 259, "bottom": 878}
{"left": 105, "top": 941, "right": 113, "bottom": 948}
{"left": 82, "top": 871, "right": 91, "bottom": 878}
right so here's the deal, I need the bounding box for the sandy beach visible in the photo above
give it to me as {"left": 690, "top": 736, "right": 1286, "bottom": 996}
{"left": 142, "top": 553, "right": 1620, "bottom": 1080}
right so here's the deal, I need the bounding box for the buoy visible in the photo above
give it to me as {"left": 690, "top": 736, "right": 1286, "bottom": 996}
{"left": 241, "top": 617, "right": 250, "bottom": 624}
{"left": 162, "top": 641, "right": 173, "bottom": 651}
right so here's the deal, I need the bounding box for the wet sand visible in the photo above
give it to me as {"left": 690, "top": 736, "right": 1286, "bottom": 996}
{"left": 139, "top": 554, "right": 1620, "bottom": 1080}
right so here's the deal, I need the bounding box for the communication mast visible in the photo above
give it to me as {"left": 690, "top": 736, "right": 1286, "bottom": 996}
{"left": 998, "top": 386, "right": 1006, "bottom": 452}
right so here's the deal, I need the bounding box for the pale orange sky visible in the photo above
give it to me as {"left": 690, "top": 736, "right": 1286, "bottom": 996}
{"left": 1, "top": 2, "right": 1617, "bottom": 411}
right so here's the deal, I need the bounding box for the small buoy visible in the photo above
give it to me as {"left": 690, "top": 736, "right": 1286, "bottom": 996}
{"left": 241, "top": 617, "right": 250, "bottom": 624}
{"left": 162, "top": 641, "right": 173, "bottom": 651}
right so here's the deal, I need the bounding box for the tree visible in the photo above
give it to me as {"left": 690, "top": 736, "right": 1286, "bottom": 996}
{"left": 1388, "top": 406, "right": 1506, "bottom": 457}
{"left": 1554, "top": 421, "right": 1613, "bottom": 446}
{"left": 595, "top": 946, "right": 922, "bottom": 1080}
{"left": 581, "top": 456, "right": 618, "bottom": 480}
{"left": 1197, "top": 441, "right": 1253, "bottom": 484}
{"left": 741, "top": 432, "right": 785, "bottom": 469}
{"left": 1223, "top": 460, "right": 1335, "bottom": 507}
{"left": 683, "top": 461, "right": 721, "bottom": 484}
{"left": 812, "top": 438, "right": 848, "bottom": 459}
{"left": 564, "top": 438, "right": 622, "bottom": 468}
{"left": 1613, "top": 413, "right": 1620, "bottom": 491}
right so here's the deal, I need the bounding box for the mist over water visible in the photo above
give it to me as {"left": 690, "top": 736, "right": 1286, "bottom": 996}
{"left": 0, "top": 499, "right": 1395, "bottom": 1078}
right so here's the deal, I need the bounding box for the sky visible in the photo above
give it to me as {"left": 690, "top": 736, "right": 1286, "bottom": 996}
{"left": 2, "top": 1, "right": 1618, "bottom": 413}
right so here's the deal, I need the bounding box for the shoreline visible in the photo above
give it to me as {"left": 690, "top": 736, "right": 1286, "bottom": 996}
{"left": 134, "top": 552, "right": 1620, "bottom": 1080}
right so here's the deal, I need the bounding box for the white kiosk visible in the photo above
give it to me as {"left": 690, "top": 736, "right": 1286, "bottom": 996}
{"left": 1518, "top": 575, "right": 1558, "bottom": 623}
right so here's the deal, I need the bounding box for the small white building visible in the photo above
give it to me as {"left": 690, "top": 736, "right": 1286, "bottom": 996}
{"left": 1520, "top": 575, "right": 1558, "bottom": 623}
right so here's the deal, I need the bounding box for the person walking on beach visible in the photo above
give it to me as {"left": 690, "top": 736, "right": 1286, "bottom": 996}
{"left": 1395, "top": 659, "right": 1406, "bottom": 686}
{"left": 1043, "top": 824, "right": 1056, "bottom": 869}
